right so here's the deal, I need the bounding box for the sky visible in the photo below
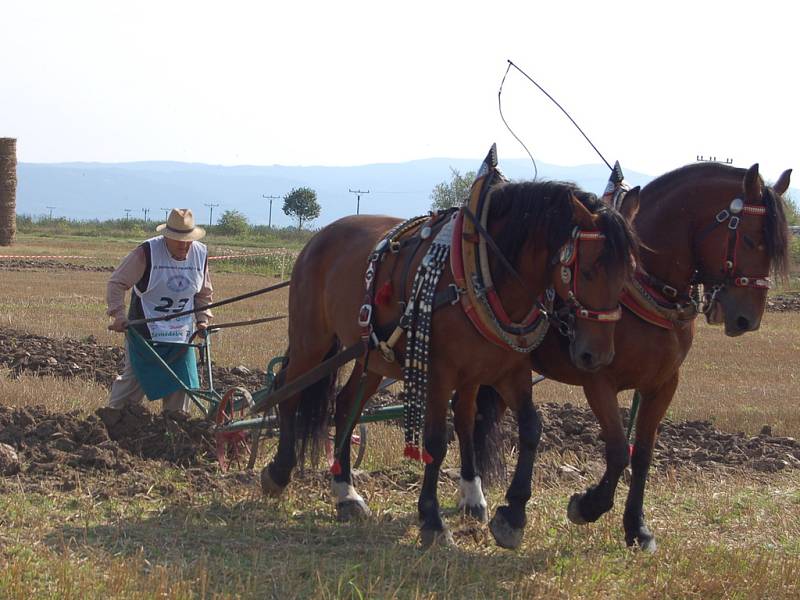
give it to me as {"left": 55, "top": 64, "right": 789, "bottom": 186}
{"left": 1, "top": 0, "right": 797, "bottom": 182}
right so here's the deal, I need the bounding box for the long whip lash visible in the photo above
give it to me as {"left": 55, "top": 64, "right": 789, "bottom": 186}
{"left": 500, "top": 59, "right": 614, "bottom": 173}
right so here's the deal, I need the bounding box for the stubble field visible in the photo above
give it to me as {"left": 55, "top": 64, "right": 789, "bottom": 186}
{"left": 1, "top": 235, "right": 799, "bottom": 599}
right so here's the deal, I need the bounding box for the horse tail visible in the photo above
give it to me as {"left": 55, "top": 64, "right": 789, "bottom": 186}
{"left": 474, "top": 385, "right": 507, "bottom": 487}
{"left": 295, "top": 339, "right": 341, "bottom": 468}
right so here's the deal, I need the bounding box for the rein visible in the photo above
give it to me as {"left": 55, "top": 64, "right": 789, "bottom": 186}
{"left": 461, "top": 206, "right": 549, "bottom": 316}
{"left": 126, "top": 280, "right": 291, "bottom": 327}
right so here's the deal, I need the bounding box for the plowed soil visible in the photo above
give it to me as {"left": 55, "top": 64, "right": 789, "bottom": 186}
{"left": 1, "top": 326, "right": 798, "bottom": 493}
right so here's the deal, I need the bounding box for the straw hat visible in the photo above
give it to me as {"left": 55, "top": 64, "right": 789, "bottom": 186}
{"left": 156, "top": 208, "right": 206, "bottom": 241}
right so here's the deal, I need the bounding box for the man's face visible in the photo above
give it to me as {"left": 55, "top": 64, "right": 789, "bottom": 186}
{"left": 165, "top": 238, "right": 192, "bottom": 260}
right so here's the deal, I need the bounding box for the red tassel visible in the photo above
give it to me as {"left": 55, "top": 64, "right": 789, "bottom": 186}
{"left": 628, "top": 443, "right": 634, "bottom": 458}
{"left": 404, "top": 443, "right": 421, "bottom": 461}
{"left": 330, "top": 459, "right": 342, "bottom": 476}
{"left": 422, "top": 449, "right": 433, "bottom": 464}
{"left": 375, "top": 281, "right": 394, "bottom": 307}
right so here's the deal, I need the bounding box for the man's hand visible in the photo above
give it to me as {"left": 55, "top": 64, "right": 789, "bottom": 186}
{"left": 108, "top": 316, "right": 129, "bottom": 332}
{"left": 196, "top": 321, "right": 209, "bottom": 331}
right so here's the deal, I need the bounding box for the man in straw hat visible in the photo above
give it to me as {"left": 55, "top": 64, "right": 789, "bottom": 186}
{"left": 104, "top": 208, "right": 213, "bottom": 418}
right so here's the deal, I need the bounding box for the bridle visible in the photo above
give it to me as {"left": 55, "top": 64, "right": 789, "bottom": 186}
{"left": 692, "top": 197, "right": 770, "bottom": 314}
{"left": 549, "top": 226, "right": 623, "bottom": 340}
{"left": 462, "top": 202, "right": 624, "bottom": 341}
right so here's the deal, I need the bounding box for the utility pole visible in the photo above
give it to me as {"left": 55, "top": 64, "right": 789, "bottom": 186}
{"left": 142, "top": 208, "right": 150, "bottom": 222}
{"left": 160, "top": 207, "right": 171, "bottom": 221}
{"left": 349, "top": 188, "right": 370, "bottom": 215}
{"left": 204, "top": 202, "right": 220, "bottom": 227}
{"left": 262, "top": 194, "right": 281, "bottom": 228}
{"left": 46, "top": 206, "right": 56, "bottom": 220}
{"left": 124, "top": 208, "right": 132, "bottom": 220}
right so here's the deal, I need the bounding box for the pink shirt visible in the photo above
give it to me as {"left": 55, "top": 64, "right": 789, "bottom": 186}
{"left": 106, "top": 243, "right": 214, "bottom": 323}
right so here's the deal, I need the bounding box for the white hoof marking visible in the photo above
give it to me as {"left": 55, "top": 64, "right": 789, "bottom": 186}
{"left": 458, "top": 476, "right": 487, "bottom": 512}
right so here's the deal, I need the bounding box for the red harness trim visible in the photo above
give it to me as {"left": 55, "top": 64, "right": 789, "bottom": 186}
{"left": 620, "top": 288, "right": 674, "bottom": 330}
{"left": 451, "top": 211, "right": 511, "bottom": 348}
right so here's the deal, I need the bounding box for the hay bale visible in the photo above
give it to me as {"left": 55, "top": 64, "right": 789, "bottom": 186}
{"left": 0, "top": 137, "right": 17, "bottom": 246}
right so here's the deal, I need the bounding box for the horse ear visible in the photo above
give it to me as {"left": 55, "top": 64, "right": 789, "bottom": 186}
{"left": 773, "top": 169, "right": 792, "bottom": 195}
{"left": 571, "top": 195, "right": 597, "bottom": 230}
{"left": 743, "top": 163, "right": 762, "bottom": 201}
{"left": 618, "top": 186, "right": 640, "bottom": 223}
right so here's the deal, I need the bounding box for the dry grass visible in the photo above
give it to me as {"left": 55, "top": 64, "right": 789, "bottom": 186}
{"left": 0, "top": 369, "right": 108, "bottom": 413}
{"left": 1, "top": 466, "right": 798, "bottom": 599}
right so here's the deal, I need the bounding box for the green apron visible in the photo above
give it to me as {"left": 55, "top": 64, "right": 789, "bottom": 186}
{"left": 127, "top": 332, "right": 199, "bottom": 401}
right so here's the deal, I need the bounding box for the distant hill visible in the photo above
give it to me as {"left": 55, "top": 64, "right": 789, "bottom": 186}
{"left": 14, "top": 159, "right": 797, "bottom": 228}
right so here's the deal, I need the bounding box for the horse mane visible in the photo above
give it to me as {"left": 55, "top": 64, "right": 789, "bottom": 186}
{"left": 644, "top": 162, "right": 790, "bottom": 281}
{"left": 761, "top": 185, "right": 790, "bottom": 281}
{"left": 487, "top": 180, "right": 639, "bottom": 286}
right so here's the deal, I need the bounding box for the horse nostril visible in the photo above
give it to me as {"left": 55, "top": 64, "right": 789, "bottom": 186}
{"left": 580, "top": 352, "right": 594, "bottom": 368}
{"left": 736, "top": 316, "right": 751, "bottom": 331}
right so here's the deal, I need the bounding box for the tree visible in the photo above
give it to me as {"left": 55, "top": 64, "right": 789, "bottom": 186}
{"left": 785, "top": 194, "right": 799, "bottom": 226}
{"left": 216, "top": 209, "right": 249, "bottom": 236}
{"left": 430, "top": 168, "right": 476, "bottom": 211}
{"left": 283, "top": 187, "right": 321, "bottom": 230}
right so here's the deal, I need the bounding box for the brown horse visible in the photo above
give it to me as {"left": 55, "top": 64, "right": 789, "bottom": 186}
{"left": 467, "top": 162, "right": 792, "bottom": 552}
{"left": 260, "top": 171, "right": 639, "bottom": 546}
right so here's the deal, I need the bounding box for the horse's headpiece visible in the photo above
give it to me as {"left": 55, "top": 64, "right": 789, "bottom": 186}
{"left": 466, "top": 143, "right": 509, "bottom": 211}
{"left": 601, "top": 160, "right": 631, "bottom": 211}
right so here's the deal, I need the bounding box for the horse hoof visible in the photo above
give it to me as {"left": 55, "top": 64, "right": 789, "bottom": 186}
{"left": 420, "top": 527, "right": 454, "bottom": 549}
{"left": 489, "top": 508, "right": 524, "bottom": 550}
{"left": 639, "top": 536, "right": 657, "bottom": 554}
{"left": 462, "top": 503, "right": 488, "bottom": 524}
{"left": 626, "top": 527, "right": 657, "bottom": 554}
{"left": 567, "top": 493, "right": 588, "bottom": 525}
{"left": 336, "top": 499, "right": 372, "bottom": 522}
{"left": 260, "top": 467, "right": 285, "bottom": 497}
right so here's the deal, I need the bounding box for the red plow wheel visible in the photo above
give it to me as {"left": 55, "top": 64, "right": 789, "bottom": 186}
{"left": 214, "top": 386, "right": 254, "bottom": 471}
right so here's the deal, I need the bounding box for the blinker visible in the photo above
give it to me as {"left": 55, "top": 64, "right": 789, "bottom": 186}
{"left": 729, "top": 198, "right": 744, "bottom": 214}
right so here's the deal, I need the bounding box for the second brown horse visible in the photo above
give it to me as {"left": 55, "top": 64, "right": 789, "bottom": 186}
{"left": 467, "top": 162, "right": 792, "bottom": 552}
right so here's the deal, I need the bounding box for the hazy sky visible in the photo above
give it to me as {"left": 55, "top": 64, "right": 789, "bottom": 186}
{"left": 1, "top": 0, "right": 796, "bottom": 181}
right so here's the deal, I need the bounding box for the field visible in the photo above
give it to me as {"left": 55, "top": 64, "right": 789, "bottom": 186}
{"left": 1, "top": 234, "right": 799, "bottom": 599}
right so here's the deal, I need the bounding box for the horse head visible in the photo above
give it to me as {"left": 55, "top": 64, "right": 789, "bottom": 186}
{"left": 548, "top": 188, "right": 640, "bottom": 371}
{"left": 697, "top": 164, "right": 792, "bottom": 336}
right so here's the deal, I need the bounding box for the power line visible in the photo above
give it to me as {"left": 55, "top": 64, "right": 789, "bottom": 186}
{"left": 204, "top": 202, "right": 220, "bottom": 226}
{"left": 141, "top": 208, "right": 150, "bottom": 222}
{"left": 45, "top": 206, "right": 56, "bottom": 219}
{"left": 348, "top": 188, "right": 370, "bottom": 215}
{"left": 262, "top": 194, "right": 281, "bottom": 228}
{"left": 124, "top": 208, "right": 133, "bottom": 220}
{"left": 160, "top": 207, "right": 171, "bottom": 221}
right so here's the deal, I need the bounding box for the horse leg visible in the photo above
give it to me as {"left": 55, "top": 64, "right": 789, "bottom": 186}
{"left": 418, "top": 379, "right": 458, "bottom": 548}
{"left": 332, "top": 363, "right": 381, "bottom": 522}
{"left": 567, "top": 381, "right": 628, "bottom": 524}
{"left": 260, "top": 339, "right": 337, "bottom": 497}
{"left": 623, "top": 376, "right": 678, "bottom": 553}
{"left": 452, "top": 388, "right": 488, "bottom": 523}
{"left": 488, "top": 371, "right": 542, "bottom": 550}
